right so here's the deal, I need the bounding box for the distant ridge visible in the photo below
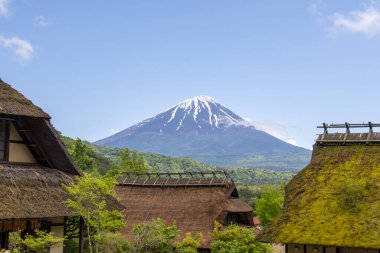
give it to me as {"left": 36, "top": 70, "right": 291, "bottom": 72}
{"left": 95, "top": 96, "right": 311, "bottom": 170}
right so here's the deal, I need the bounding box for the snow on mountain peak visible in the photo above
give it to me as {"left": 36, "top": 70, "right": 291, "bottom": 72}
{"left": 164, "top": 95, "right": 251, "bottom": 132}
{"left": 177, "top": 95, "right": 217, "bottom": 110}
{"left": 115, "top": 95, "right": 255, "bottom": 135}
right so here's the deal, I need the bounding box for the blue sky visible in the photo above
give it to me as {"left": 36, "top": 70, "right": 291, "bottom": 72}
{"left": 1, "top": 0, "right": 380, "bottom": 149}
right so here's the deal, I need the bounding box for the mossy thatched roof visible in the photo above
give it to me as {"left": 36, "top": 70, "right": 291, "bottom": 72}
{"left": 257, "top": 144, "right": 380, "bottom": 249}
{"left": 0, "top": 79, "right": 50, "bottom": 118}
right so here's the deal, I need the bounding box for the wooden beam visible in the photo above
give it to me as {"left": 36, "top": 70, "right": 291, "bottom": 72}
{"left": 4, "top": 120, "right": 10, "bottom": 162}
{"left": 318, "top": 123, "right": 380, "bottom": 129}
{"left": 63, "top": 217, "right": 67, "bottom": 253}
{"left": 11, "top": 119, "right": 50, "bottom": 167}
{"left": 0, "top": 232, "right": 7, "bottom": 249}
{"left": 316, "top": 139, "right": 380, "bottom": 143}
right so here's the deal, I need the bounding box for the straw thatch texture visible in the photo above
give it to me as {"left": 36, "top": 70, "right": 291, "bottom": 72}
{"left": 0, "top": 165, "right": 77, "bottom": 219}
{"left": 257, "top": 145, "right": 380, "bottom": 249}
{"left": 22, "top": 117, "right": 81, "bottom": 175}
{"left": 0, "top": 80, "right": 49, "bottom": 118}
{"left": 116, "top": 180, "right": 253, "bottom": 248}
{"left": 0, "top": 79, "right": 80, "bottom": 175}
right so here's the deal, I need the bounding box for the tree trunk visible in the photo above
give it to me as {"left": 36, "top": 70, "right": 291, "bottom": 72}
{"left": 86, "top": 217, "right": 93, "bottom": 253}
{"left": 95, "top": 223, "right": 100, "bottom": 253}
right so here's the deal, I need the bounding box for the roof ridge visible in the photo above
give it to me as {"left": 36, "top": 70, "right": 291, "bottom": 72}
{"left": 0, "top": 79, "right": 50, "bottom": 118}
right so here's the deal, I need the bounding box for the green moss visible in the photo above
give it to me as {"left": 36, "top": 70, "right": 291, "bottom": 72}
{"left": 258, "top": 145, "right": 380, "bottom": 249}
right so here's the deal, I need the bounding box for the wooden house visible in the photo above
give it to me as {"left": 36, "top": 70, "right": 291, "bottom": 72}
{"left": 257, "top": 123, "right": 380, "bottom": 253}
{"left": 115, "top": 171, "right": 254, "bottom": 252}
{"left": 0, "top": 79, "right": 82, "bottom": 253}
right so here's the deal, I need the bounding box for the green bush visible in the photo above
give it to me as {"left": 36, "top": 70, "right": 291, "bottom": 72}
{"left": 99, "top": 232, "right": 132, "bottom": 253}
{"left": 175, "top": 233, "right": 203, "bottom": 253}
{"left": 132, "top": 218, "right": 179, "bottom": 253}
{"left": 211, "top": 223, "right": 271, "bottom": 253}
{"left": 18, "top": 230, "right": 64, "bottom": 253}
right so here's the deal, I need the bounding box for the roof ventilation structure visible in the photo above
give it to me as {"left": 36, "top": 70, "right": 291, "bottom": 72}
{"left": 316, "top": 122, "right": 380, "bottom": 145}
{"left": 117, "top": 171, "right": 230, "bottom": 187}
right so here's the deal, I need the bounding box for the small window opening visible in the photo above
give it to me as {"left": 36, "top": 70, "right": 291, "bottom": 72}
{"left": 224, "top": 213, "right": 242, "bottom": 225}
{"left": 0, "top": 120, "right": 9, "bottom": 161}
{"left": 230, "top": 189, "right": 239, "bottom": 198}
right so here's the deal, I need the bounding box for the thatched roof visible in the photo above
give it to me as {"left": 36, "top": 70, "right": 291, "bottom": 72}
{"left": 0, "top": 165, "right": 77, "bottom": 219}
{"left": 116, "top": 178, "right": 253, "bottom": 249}
{"left": 0, "top": 79, "right": 50, "bottom": 118}
{"left": 20, "top": 117, "right": 82, "bottom": 175}
{"left": 0, "top": 79, "right": 81, "bottom": 175}
{"left": 0, "top": 164, "right": 123, "bottom": 221}
{"left": 257, "top": 143, "right": 380, "bottom": 249}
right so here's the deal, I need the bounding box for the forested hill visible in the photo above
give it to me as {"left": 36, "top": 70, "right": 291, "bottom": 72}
{"left": 62, "top": 136, "right": 295, "bottom": 184}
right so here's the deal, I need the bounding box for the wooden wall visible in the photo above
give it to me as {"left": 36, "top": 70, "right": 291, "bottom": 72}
{"left": 287, "top": 244, "right": 380, "bottom": 253}
{"left": 8, "top": 123, "right": 36, "bottom": 163}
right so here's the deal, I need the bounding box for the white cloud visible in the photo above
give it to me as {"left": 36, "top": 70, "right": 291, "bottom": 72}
{"left": 250, "top": 121, "right": 301, "bottom": 147}
{"left": 0, "top": 0, "right": 9, "bottom": 17}
{"left": 0, "top": 35, "right": 34, "bottom": 61}
{"left": 308, "top": 1, "right": 380, "bottom": 37}
{"left": 308, "top": 1, "right": 324, "bottom": 23}
{"left": 34, "top": 15, "right": 49, "bottom": 27}
{"left": 330, "top": 3, "right": 380, "bottom": 36}
{"left": 109, "top": 128, "right": 120, "bottom": 134}
{"left": 286, "top": 139, "right": 298, "bottom": 146}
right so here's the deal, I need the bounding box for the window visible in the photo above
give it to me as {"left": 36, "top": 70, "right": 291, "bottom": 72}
{"left": 224, "top": 213, "right": 241, "bottom": 225}
{"left": 0, "top": 120, "right": 8, "bottom": 161}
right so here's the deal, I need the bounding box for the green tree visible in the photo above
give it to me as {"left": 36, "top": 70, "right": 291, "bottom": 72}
{"left": 254, "top": 186, "right": 284, "bottom": 226}
{"left": 65, "top": 174, "right": 125, "bottom": 253}
{"left": 107, "top": 148, "right": 149, "bottom": 177}
{"left": 210, "top": 223, "right": 271, "bottom": 253}
{"left": 175, "top": 233, "right": 203, "bottom": 253}
{"left": 18, "top": 230, "right": 64, "bottom": 253}
{"left": 132, "top": 218, "right": 179, "bottom": 253}
{"left": 120, "top": 148, "right": 148, "bottom": 173}
{"left": 99, "top": 232, "right": 132, "bottom": 253}
{"left": 71, "top": 138, "right": 95, "bottom": 173}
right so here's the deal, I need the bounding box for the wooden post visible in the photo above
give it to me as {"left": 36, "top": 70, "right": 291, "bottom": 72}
{"left": 63, "top": 217, "right": 66, "bottom": 253}
{"left": 0, "top": 232, "right": 9, "bottom": 250}
{"left": 367, "top": 122, "right": 373, "bottom": 144}
{"left": 0, "top": 232, "right": 4, "bottom": 250}
{"left": 78, "top": 217, "right": 84, "bottom": 253}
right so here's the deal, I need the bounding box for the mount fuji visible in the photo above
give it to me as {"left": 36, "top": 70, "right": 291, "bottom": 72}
{"left": 95, "top": 96, "right": 311, "bottom": 170}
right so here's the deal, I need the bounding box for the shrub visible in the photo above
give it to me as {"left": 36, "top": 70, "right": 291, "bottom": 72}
{"left": 18, "top": 230, "right": 64, "bottom": 253}
{"left": 99, "top": 232, "right": 132, "bottom": 253}
{"left": 176, "top": 233, "right": 203, "bottom": 253}
{"left": 132, "top": 218, "right": 179, "bottom": 253}
{"left": 211, "top": 223, "right": 271, "bottom": 253}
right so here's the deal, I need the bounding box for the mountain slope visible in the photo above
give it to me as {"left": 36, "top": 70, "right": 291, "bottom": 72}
{"left": 95, "top": 96, "right": 311, "bottom": 170}
{"left": 62, "top": 136, "right": 295, "bottom": 184}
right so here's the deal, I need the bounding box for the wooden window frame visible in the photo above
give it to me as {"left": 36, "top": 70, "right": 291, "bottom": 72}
{"left": 0, "top": 120, "right": 10, "bottom": 162}
{"left": 0, "top": 119, "right": 42, "bottom": 166}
